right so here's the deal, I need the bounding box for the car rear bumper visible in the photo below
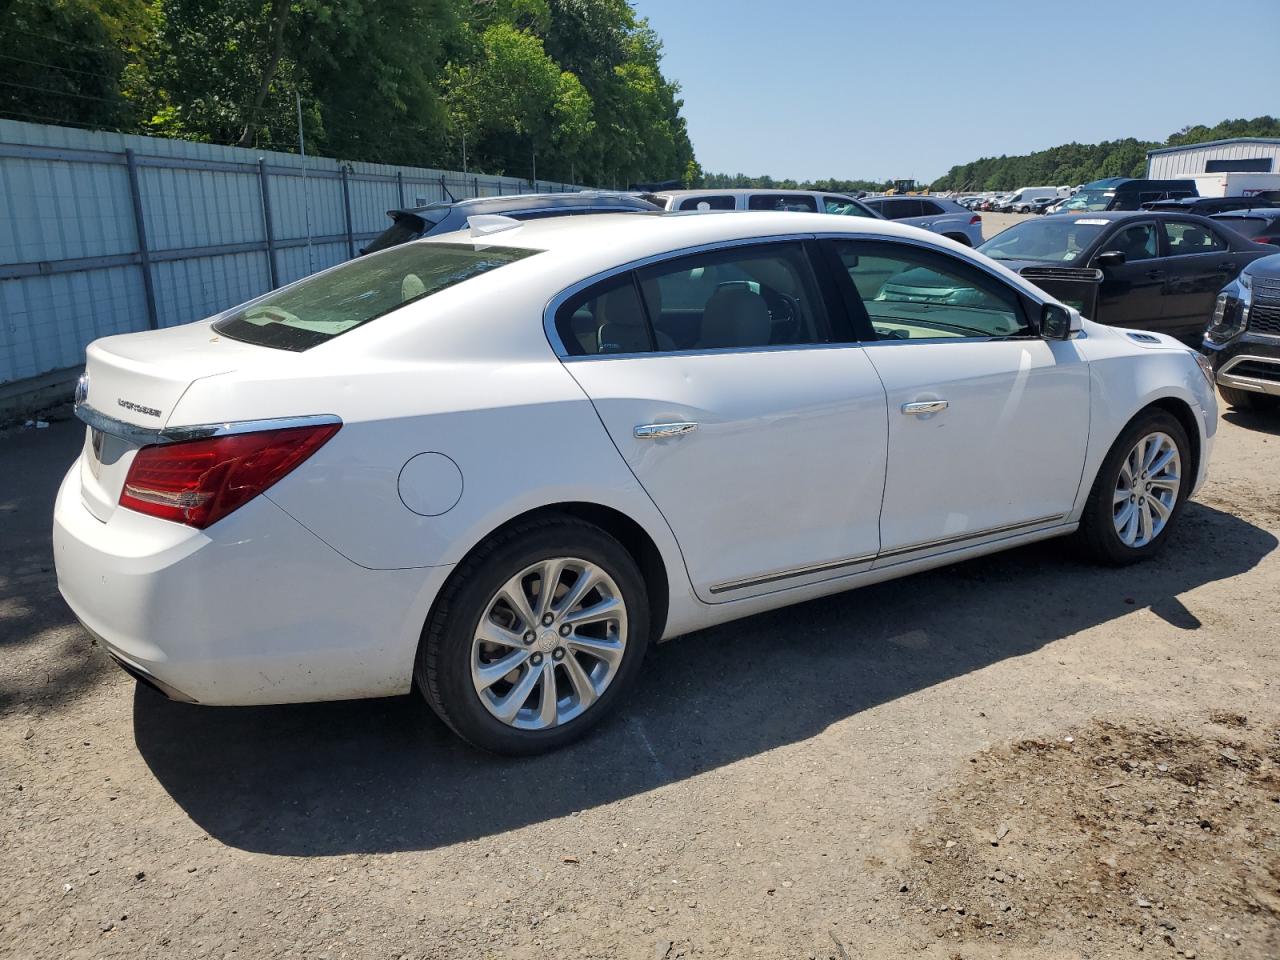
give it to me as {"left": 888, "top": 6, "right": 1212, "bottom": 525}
{"left": 53, "top": 459, "right": 450, "bottom": 705}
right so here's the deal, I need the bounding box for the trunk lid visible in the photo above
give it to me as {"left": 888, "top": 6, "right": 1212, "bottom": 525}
{"left": 77, "top": 323, "right": 269, "bottom": 521}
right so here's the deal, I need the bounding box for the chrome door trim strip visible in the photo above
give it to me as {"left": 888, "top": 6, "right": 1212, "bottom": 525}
{"left": 708, "top": 551, "right": 878, "bottom": 595}
{"left": 876, "top": 514, "right": 1068, "bottom": 562}
{"left": 75, "top": 402, "right": 341, "bottom": 446}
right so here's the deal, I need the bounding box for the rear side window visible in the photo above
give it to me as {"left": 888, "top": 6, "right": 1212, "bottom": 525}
{"left": 678, "top": 195, "right": 736, "bottom": 211}
{"left": 917, "top": 199, "right": 945, "bottom": 216}
{"left": 554, "top": 242, "right": 830, "bottom": 356}
{"left": 882, "top": 199, "right": 923, "bottom": 219}
{"left": 213, "top": 242, "right": 539, "bottom": 351}
{"left": 1164, "top": 221, "right": 1228, "bottom": 254}
{"left": 747, "top": 194, "right": 818, "bottom": 212}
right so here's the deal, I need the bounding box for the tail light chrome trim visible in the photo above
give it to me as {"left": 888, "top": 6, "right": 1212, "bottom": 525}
{"left": 74, "top": 403, "right": 341, "bottom": 446}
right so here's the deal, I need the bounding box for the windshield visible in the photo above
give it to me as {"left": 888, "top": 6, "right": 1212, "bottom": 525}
{"left": 1060, "top": 190, "right": 1113, "bottom": 212}
{"left": 978, "top": 218, "right": 1109, "bottom": 263}
{"left": 212, "top": 242, "right": 540, "bottom": 351}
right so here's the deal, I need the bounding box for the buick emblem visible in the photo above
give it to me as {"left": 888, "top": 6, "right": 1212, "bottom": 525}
{"left": 74, "top": 372, "right": 90, "bottom": 408}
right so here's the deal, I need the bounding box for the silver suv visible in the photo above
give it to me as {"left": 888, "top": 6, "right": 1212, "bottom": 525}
{"left": 859, "top": 195, "right": 984, "bottom": 247}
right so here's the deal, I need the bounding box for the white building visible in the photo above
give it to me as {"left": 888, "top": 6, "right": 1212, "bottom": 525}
{"left": 1146, "top": 137, "right": 1280, "bottom": 178}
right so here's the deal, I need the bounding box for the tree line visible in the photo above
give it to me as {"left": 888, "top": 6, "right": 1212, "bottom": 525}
{"left": 930, "top": 116, "right": 1280, "bottom": 192}
{"left": 0, "top": 0, "right": 698, "bottom": 187}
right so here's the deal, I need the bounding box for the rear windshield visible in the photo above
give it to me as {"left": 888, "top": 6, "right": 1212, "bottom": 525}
{"left": 213, "top": 242, "right": 540, "bottom": 351}
{"left": 1214, "top": 216, "right": 1273, "bottom": 238}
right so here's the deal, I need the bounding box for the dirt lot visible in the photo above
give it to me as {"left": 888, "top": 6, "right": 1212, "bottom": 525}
{"left": 2, "top": 399, "right": 1279, "bottom": 960}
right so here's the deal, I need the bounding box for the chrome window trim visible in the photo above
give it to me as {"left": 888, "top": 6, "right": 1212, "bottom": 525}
{"left": 542, "top": 230, "right": 1053, "bottom": 360}
{"left": 74, "top": 402, "right": 341, "bottom": 446}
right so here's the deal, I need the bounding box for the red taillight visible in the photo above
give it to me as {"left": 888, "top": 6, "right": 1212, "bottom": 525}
{"left": 1255, "top": 236, "right": 1277, "bottom": 246}
{"left": 119, "top": 422, "right": 340, "bottom": 528}
{"left": 969, "top": 214, "right": 982, "bottom": 225}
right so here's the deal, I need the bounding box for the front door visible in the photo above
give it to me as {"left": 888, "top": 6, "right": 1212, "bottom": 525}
{"left": 554, "top": 240, "right": 888, "bottom": 602}
{"left": 824, "top": 237, "right": 1091, "bottom": 561}
{"left": 1091, "top": 220, "right": 1166, "bottom": 330}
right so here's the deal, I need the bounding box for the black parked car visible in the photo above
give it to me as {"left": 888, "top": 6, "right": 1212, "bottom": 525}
{"left": 1142, "top": 196, "right": 1278, "bottom": 216}
{"left": 1211, "top": 208, "right": 1280, "bottom": 248}
{"left": 362, "top": 191, "right": 661, "bottom": 254}
{"left": 1202, "top": 254, "right": 1280, "bottom": 411}
{"left": 978, "top": 211, "right": 1269, "bottom": 339}
{"left": 1055, "top": 177, "right": 1197, "bottom": 213}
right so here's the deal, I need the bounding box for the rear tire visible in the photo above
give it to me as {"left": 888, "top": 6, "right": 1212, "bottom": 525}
{"left": 1219, "top": 385, "right": 1279, "bottom": 412}
{"left": 415, "top": 516, "right": 650, "bottom": 755}
{"left": 1076, "top": 409, "right": 1191, "bottom": 565}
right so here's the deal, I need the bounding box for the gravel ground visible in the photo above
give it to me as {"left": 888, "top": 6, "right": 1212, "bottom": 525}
{"left": 2, "top": 394, "right": 1278, "bottom": 960}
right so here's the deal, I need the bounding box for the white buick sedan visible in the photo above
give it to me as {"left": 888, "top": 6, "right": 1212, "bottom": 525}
{"left": 54, "top": 212, "right": 1217, "bottom": 753}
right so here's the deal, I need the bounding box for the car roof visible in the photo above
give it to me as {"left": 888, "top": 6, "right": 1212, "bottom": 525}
{"left": 655, "top": 188, "right": 835, "bottom": 197}
{"left": 1213, "top": 208, "right": 1280, "bottom": 218}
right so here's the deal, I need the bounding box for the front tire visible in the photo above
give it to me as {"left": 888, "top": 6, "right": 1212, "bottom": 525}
{"left": 415, "top": 516, "right": 650, "bottom": 755}
{"left": 1076, "top": 410, "right": 1191, "bottom": 565}
{"left": 1219, "top": 385, "right": 1279, "bottom": 412}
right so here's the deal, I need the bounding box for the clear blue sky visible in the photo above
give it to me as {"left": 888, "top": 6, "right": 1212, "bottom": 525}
{"left": 633, "top": 0, "right": 1279, "bottom": 182}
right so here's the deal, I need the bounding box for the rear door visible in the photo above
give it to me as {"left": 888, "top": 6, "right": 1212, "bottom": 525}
{"left": 553, "top": 239, "right": 888, "bottom": 602}
{"left": 1158, "top": 218, "right": 1238, "bottom": 337}
{"left": 1089, "top": 219, "right": 1166, "bottom": 330}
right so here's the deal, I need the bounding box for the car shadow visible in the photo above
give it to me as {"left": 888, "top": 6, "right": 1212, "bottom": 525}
{"left": 134, "top": 501, "right": 1275, "bottom": 856}
{"left": 0, "top": 418, "right": 104, "bottom": 713}
{"left": 1223, "top": 408, "right": 1280, "bottom": 436}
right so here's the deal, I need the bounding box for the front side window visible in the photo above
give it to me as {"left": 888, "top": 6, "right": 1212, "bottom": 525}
{"left": 1101, "top": 223, "right": 1159, "bottom": 262}
{"left": 1164, "top": 221, "right": 1228, "bottom": 254}
{"left": 747, "top": 194, "right": 818, "bottom": 212}
{"left": 214, "top": 242, "right": 539, "bottom": 351}
{"left": 833, "top": 239, "right": 1029, "bottom": 341}
{"left": 678, "top": 195, "right": 736, "bottom": 211}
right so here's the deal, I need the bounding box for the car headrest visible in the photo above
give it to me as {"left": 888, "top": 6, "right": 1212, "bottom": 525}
{"left": 700, "top": 287, "right": 771, "bottom": 349}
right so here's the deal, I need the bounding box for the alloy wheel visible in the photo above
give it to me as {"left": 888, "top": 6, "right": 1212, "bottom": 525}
{"left": 1112, "top": 432, "right": 1181, "bottom": 548}
{"left": 470, "top": 557, "right": 628, "bottom": 730}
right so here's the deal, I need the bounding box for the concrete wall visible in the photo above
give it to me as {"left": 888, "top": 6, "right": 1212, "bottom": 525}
{"left": 0, "top": 119, "right": 580, "bottom": 391}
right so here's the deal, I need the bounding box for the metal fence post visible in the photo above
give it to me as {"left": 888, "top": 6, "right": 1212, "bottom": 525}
{"left": 340, "top": 165, "right": 355, "bottom": 259}
{"left": 257, "top": 158, "right": 279, "bottom": 288}
{"left": 396, "top": 170, "right": 405, "bottom": 207}
{"left": 124, "top": 148, "right": 159, "bottom": 330}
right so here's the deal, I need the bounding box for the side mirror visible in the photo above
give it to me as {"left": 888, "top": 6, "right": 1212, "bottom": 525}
{"left": 1041, "top": 303, "right": 1078, "bottom": 340}
{"left": 1094, "top": 249, "right": 1126, "bottom": 267}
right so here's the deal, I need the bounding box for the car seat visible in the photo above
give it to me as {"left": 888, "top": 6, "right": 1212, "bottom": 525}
{"left": 699, "top": 287, "right": 772, "bottom": 349}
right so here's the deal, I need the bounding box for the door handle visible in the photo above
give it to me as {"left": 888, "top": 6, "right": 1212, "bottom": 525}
{"left": 634, "top": 421, "right": 698, "bottom": 439}
{"left": 1146, "top": 269, "right": 1164, "bottom": 280}
{"left": 901, "top": 400, "right": 948, "bottom": 416}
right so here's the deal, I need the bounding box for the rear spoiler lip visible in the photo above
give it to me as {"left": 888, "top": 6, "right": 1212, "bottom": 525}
{"left": 74, "top": 402, "right": 341, "bottom": 447}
